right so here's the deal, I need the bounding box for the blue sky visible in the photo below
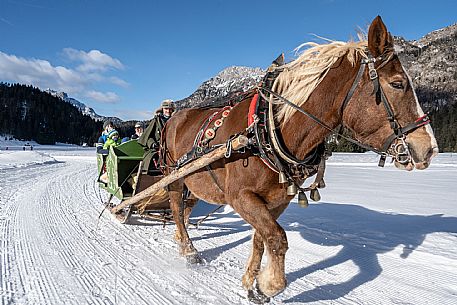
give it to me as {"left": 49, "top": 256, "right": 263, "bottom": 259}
{"left": 0, "top": 0, "right": 455, "bottom": 120}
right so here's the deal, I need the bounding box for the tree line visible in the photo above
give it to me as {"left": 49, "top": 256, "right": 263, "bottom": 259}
{"left": 0, "top": 83, "right": 102, "bottom": 145}
{"left": 0, "top": 82, "right": 455, "bottom": 151}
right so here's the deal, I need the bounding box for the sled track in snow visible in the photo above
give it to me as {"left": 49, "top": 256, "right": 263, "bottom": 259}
{"left": 1, "top": 157, "right": 255, "bottom": 305}
{"left": 2, "top": 153, "right": 456, "bottom": 305}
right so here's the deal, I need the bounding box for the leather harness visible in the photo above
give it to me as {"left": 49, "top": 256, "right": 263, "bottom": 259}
{"left": 167, "top": 48, "right": 431, "bottom": 204}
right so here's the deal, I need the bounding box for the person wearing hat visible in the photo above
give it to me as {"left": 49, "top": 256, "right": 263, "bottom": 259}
{"left": 138, "top": 99, "right": 176, "bottom": 172}
{"left": 131, "top": 122, "right": 144, "bottom": 140}
{"left": 103, "top": 129, "right": 122, "bottom": 149}
{"left": 96, "top": 120, "right": 114, "bottom": 153}
{"left": 159, "top": 99, "right": 175, "bottom": 120}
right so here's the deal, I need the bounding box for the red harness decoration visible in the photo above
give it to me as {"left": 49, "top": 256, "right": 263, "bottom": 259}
{"left": 247, "top": 93, "right": 259, "bottom": 126}
{"left": 415, "top": 114, "right": 431, "bottom": 127}
{"left": 246, "top": 92, "right": 280, "bottom": 173}
{"left": 196, "top": 106, "right": 232, "bottom": 146}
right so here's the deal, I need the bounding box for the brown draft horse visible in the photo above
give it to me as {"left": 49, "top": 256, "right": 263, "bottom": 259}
{"left": 163, "top": 16, "right": 438, "bottom": 301}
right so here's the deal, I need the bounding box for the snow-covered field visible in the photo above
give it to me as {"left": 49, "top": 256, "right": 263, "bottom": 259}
{"left": 0, "top": 147, "right": 456, "bottom": 305}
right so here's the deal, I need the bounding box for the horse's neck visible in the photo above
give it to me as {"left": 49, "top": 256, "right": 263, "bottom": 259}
{"left": 279, "top": 58, "right": 357, "bottom": 159}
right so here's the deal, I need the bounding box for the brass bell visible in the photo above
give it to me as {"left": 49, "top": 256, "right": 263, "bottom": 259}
{"left": 279, "top": 172, "right": 288, "bottom": 184}
{"left": 298, "top": 191, "right": 309, "bottom": 208}
{"left": 287, "top": 183, "right": 297, "bottom": 196}
{"left": 310, "top": 188, "right": 321, "bottom": 202}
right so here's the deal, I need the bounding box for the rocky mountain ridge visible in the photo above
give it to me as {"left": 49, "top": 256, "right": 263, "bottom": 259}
{"left": 176, "top": 66, "right": 264, "bottom": 109}
{"left": 45, "top": 89, "right": 122, "bottom": 125}
{"left": 175, "top": 23, "right": 456, "bottom": 112}
{"left": 394, "top": 23, "right": 457, "bottom": 110}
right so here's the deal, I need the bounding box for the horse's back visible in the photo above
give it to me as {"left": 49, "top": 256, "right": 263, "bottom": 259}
{"left": 165, "top": 107, "right": 226, "bottom": 160}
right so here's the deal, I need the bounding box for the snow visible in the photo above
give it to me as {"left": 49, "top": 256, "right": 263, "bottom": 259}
{"left": 0, "top": 151, "right": 57, "bottom": 170}
{"left": 0, "top": 148, "right": 456, "bottom": 305}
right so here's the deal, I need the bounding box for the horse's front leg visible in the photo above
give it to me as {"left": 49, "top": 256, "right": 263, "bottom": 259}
{"left": 183, "top": 193, "right": 198, "bottom": 227}
{"left": 232, "top": 191, "right": 289, "bottom": 298}
{"left": 168, "top": 181, "right": 202, "bottom": 264}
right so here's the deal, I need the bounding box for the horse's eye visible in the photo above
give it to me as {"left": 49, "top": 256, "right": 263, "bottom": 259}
{"left": 390, "top": 82, "right": 404, "bottom": 90}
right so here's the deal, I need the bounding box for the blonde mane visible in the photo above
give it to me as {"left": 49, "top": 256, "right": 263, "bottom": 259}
{"left": 274, "top": 39, "right": 368, "bottom": 124}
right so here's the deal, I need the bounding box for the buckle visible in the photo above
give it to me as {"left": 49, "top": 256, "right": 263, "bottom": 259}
{"left": 367, "top": 61, "right": 378, "bottom": 80}
{"left": 369, "top": 67, "right": 378, "bottom": 80}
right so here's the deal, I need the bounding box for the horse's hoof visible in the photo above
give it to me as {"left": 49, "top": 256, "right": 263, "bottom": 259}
{"left": 186, "top": 253, "right": 203, "bottom": 265}
{"left": 247, "top": 284, "right": 271, "bottom": 304}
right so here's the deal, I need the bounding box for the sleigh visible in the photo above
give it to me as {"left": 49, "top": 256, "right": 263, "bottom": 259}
{"left": 96, "top": 135, "right": 249, "bottom": 224}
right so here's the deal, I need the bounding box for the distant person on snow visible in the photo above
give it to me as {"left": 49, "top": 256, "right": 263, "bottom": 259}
{"left": 138, "top": 99, "right": 176, "bottom": 172}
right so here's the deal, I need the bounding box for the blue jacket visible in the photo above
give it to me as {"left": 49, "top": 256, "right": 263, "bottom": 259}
{"left": 97, "top": 131, "right": 109, "bottom": 147}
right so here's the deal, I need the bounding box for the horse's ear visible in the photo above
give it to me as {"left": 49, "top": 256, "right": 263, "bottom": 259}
{"left": 368, "top": 16, "right": 393, "bottom": 57}
{"left": 272, "top": 53, "right": 285, "bottom": 66}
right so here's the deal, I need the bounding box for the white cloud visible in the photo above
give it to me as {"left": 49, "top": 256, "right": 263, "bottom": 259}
{"left": 0, "top": 51, "right": 85, "bottom": 94}
{"left": 63, "top": 48, "right": 124, "bottom": 72}
{"left": 85, "top": 90, "right": 120, "bottom": 104}
{"left": 109, "top": 76, "right": 129, "bottom": 88}
{"left": 0, "top": 49, "right": 128, "bottom": 104}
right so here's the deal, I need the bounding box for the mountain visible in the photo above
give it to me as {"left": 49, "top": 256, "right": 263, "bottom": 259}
{"left": 176, "top": 66, "right": 264, "bottom": 109}
{"left": 394, "top": 23, "right": 457, "bottom": 110}
{"left": 174, "top": 23, "right": 457, "bottom": 151}
{"left": 45, "top": 89, "right": 123, "bottom": 125}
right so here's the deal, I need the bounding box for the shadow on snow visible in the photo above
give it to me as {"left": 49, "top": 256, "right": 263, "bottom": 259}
{"left": 279, "top": 202, "right": 457, "bottom": 303}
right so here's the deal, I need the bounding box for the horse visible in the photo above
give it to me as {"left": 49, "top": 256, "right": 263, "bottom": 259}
{"left": 162, "top": 16, "right": 438, "bottom": 301}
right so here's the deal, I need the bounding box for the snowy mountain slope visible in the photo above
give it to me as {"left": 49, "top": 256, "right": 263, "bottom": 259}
{"left": 0, "top": 149, "right": 456, "bottom": 304}
{"left": 175, "top": 23, "right": 456, "bottom": 112}
{"left": 394, "top": 23, "right": 457, "bottom": 109}
{"left": 45, "top": 89, "right": 122, "bottom": 124}
{"left": 175, "top": 66, "right": 264, "bottom": 109}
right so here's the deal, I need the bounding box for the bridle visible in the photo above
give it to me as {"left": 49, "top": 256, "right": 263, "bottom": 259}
{"left": 360, "top": 52, "right": 430, "bottom": 166}
{"left": 259, "top": 49, "right": 431, "bottom": 167}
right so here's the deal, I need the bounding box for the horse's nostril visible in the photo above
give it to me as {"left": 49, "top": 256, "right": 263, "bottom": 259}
{"left": 427, "top": 147, "right": 439, "bottom": 160}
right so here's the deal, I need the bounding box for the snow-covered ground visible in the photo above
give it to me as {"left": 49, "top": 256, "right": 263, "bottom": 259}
{"left": 0, "top": 148, "right": 456, "bottom": 305}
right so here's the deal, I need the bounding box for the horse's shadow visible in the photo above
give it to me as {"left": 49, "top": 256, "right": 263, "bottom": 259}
{"left": 280, "top": 202, "right": 457, "bottom": 303}
{"left": 189, "top": 202, "right": 252, "bottom": 261}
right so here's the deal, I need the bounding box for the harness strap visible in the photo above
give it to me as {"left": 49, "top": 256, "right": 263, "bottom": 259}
{"left": 248, "top": 93, "right": 259, "bottom": 126}
{"left": 260, "top": 87, "right": 385, "bottom": 155}
{"left": 381, "top": 113, "right": 431, "bottom": 152}
{"left": 341, "top": 60, "right": 367, "bottom": 112}
{"left": 205, "top": 164, "right": 224, "bottom": 192}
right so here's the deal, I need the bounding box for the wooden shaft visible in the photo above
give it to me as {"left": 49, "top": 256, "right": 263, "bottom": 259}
{"left": 111, "top": 135, "right": 248, "bottom": 214}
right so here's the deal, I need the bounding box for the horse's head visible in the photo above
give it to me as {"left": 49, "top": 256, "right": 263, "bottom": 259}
{"left": 344, "top": 16, "right": 438, "bottom": 170}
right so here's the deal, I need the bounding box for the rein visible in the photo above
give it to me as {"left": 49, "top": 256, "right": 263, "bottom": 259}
{"left": 258, "top": 50, "right": 431, "bottom": 168}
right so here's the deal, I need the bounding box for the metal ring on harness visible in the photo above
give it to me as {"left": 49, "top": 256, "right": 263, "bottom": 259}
{"left": 393, "top": 137, "right": 411, "bottom": 164}
{"left": 224, "top": 138, "right": 233, "bottom": 158}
